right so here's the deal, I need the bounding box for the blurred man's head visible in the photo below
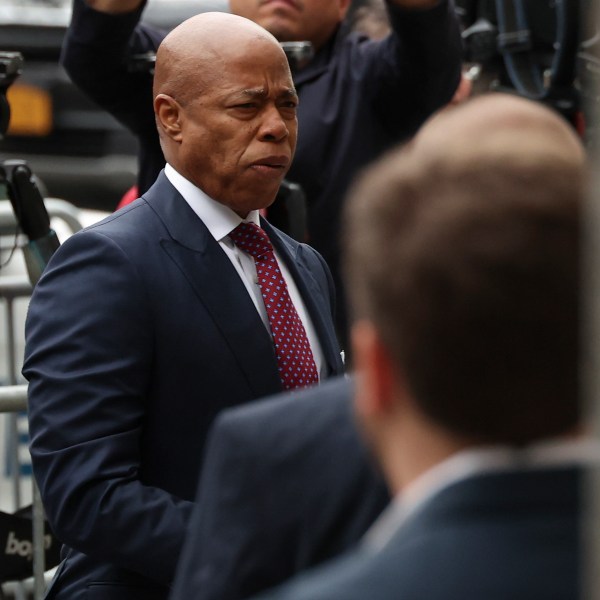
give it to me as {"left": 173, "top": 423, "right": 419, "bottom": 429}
{"left": 343, "top": 93, "right": 586, "bottom": 488}
{"left": 229, "top": 0, "right": 352, "bottom": 51}
{"left": 153, "top": 12, "right": 298, "bottom": 217}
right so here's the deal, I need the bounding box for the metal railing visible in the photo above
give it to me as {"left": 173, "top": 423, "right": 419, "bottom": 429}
{"left": 0, "top": 281, "right": 53, "bottom": 600}
{"left": 0, "top": 276, "right": 31, "bottom": 514}
{"left": 0, "top": 197, "right": 85, "bottom": 599}
{"left": 0, "top": 198, "right": 83, "bottom": 237}
{"left": 0, "top": 386, "right": 46, "bottom": 600}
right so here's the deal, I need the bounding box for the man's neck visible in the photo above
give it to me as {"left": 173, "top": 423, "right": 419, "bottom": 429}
{"left": 379, "top": 414, "right": 472, "bottom": 496}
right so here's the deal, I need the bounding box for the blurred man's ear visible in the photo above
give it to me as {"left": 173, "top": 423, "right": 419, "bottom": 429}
{"left": 351, "top": 319, "right": 396, "bottom": 422}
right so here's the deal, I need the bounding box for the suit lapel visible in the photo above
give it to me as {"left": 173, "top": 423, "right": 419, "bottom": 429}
{"left": 263, "top": 219, "right": 342, "bottom": 376}
{"left": 143, "top": 174, "right": 282, "bottom": 398}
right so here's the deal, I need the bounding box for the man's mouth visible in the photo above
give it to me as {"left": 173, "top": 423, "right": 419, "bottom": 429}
{"left": 250, "top": 156, "right": 290, "bottom": 176}
{"left": 253, "top": 156, "right": 289, "bottom": 168}
{"left": 260, "top": 0, "right": 302, "bottom": 12}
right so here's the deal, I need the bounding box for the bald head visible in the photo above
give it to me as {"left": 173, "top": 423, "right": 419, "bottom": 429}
{"left": 151, "top": 11, "right": 297, "bottom": 217}
{"left": 345, "top": 92, "right": 586, "bottom": 445}
{"left": 412, "top": 92, "right": 585, "bottom": 174}
{"left": 153, "top": 12, "right": 285, "bottom": 102}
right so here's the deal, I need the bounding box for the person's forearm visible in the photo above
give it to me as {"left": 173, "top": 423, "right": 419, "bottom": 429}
{"left": 381, "top": 0, "right": 462, "bottom": 121}
{"left": 86, "top": 0, "right": 142, "bottom": 13}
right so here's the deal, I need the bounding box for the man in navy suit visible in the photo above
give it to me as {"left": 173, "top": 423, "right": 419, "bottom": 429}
{"left": 22, "top": 12, "right": 342, "bottom": 600}
{"left": 61, "top": 0, "right": 462, "bottom": 349}
{"left": 247, "top": 93, "right": 598, "bottom": 599}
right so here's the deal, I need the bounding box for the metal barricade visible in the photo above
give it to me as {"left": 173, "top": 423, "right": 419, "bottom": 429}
{"left": 0, "top": 199, "right": 83, "bottom": 238}
{"left": 0, "top": 198, "right": 85, "bottom": 599}
{"left": 0, "top": 276, "right": 31, "bottom": 514}
{"left": 0, "top": 386, "right": 46, "bottom": 600}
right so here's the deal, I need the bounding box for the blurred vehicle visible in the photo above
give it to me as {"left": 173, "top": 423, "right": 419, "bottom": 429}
{"left": 0, "top": 0, "right": 228, "bottom": 212}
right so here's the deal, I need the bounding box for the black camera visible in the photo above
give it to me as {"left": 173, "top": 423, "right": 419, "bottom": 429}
{"left": 0, "top": 50, "right": 60, "bottom": 284}
{"left": 456, "top": 0, "right": 588, "bottom": 128}
{"left": 128, "top": 41, "right": 314, "bottom": 74}
{"left": 280, "top": 41, "right": 314, "bottom": 71}
{"left": 0, "top": 51, "right": 24, "bottom": 138}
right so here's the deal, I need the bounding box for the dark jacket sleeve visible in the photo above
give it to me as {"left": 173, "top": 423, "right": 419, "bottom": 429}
{"left": 60, "top": 0, "right": 161, "bottom": 137}
{"left": 23, "top": 230, "right": 193, "bottom": 584}
{"left": 357, "top": 0, "right": 463, "bottom": 131}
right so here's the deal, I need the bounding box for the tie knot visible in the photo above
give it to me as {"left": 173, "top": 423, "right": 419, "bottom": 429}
{"left": 229, "top": 222, "right": 273, "bottom": 261}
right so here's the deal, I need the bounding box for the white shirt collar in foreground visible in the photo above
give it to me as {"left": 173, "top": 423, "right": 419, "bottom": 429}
{"left": 365, "top": 436, "right": 600, "bottom": 552}
{"left": 164, "top": 163, "right": 259, "bottom": 240}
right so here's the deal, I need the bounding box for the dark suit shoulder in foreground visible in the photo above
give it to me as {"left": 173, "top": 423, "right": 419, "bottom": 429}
{"left": 170, "top": 376, "right": 390, "bottom": 600}
{"left": 254, "top": 467, "right": 582, "bottom": 600}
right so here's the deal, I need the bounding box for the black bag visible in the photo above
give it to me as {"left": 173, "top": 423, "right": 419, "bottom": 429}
{"left": 0, "top": 504, "right": 61, "bottom": 582}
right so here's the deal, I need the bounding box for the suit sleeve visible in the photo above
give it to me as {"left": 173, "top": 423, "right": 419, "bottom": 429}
{"left": 170, "top": 412, "right": 280, "bottom": 600}
{"left": 23, "top": 230, "right": 193, "bottom": 584}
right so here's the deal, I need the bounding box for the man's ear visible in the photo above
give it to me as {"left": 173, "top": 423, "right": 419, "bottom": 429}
{"left": 351, "top": 319, "right": 396, "bottom": 420}
{"left": 154, "top": 93, "right": 183, "bottom": 141}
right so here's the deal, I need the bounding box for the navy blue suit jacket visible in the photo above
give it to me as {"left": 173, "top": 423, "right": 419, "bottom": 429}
{"left": 23, "top": 172, "right": 343, "bottom": 600}
{"left": 169, "top": 376, "right": 390, "bottom": 600}
{"left": 254, "top": 467, "right": 584, "bottom": 600}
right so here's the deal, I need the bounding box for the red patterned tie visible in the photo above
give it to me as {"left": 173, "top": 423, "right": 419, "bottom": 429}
{"left": 229, "top": 222, "right": 319, "bottom": 390}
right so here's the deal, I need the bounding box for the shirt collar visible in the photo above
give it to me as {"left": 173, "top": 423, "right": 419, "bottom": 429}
{"left": 164, "top": 163, "right": 260, "bottom": 243}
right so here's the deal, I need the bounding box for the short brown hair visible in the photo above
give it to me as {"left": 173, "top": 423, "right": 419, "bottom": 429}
{"left": 343, "top": 95, "right": 585, "bottom": 444}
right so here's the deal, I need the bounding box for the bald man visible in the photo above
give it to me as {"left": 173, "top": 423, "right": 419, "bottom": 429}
{"left": 62, "top": 0, "right": 463, "bottom": 351}
{"left": 23, "top": 13, "right": 343, "bottom": 600}
{"left": 248, "top": 93, "right": 596, "bottom": 600}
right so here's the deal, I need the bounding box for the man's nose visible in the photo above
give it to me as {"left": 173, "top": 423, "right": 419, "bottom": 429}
{"left": 258, "top": 105, "right": 290, "bottom": 142}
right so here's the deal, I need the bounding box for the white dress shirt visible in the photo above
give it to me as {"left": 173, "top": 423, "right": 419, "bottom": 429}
{"left": 165, "top": 164, "right": 325, "bottom": 377}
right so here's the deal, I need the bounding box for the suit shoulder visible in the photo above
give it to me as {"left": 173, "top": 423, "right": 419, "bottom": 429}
{"left": 215, "top": 376, "right": 352, "bottom": 427}
{"left": 61, "top": 199, "right": 164, "bottom": 253}
{"left": 207, "top": 377, "right": 354, "bottom": 461}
